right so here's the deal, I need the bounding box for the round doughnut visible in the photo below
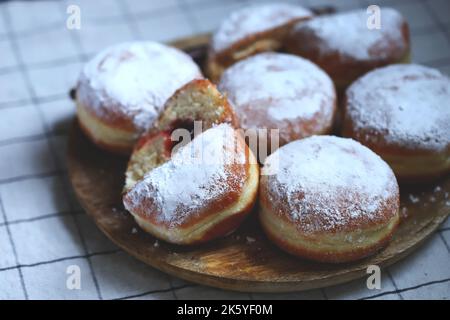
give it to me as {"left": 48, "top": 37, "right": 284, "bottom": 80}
{"left": 259, "top": 135, "right": 400, "bottom": 263}
{"left": 123, "top": 79, "right": 258, "bottom": 245}
{"left": 76, "top": 41, "right": 202, "bottom": 155}
{"left": 342, "top": 64, "right": 450, "bottom": 183}
{"left": 286, "top": 8, "right": 410, "bottom": 91}
{"left": 218, "top": 52, "right": 336, "bottom": 154}
{"left": 206, "top": 3, "right": 312, "bottom": 81}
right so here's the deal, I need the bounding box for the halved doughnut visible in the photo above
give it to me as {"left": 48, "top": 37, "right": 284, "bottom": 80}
{"left": 286, "top": 8, "right": 410, "bottom": 92}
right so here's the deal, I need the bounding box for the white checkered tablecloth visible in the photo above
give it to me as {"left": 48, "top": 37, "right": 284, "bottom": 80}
{"left": 0, "top": 0, "right": 449, "bottom": 300}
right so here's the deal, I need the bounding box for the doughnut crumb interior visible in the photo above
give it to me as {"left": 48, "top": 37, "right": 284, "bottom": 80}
{"left": 125, "top": 78, "right": 239, "bottom": 192}
{"left": 259, "top": 136, "right": 400, "bottom": 263}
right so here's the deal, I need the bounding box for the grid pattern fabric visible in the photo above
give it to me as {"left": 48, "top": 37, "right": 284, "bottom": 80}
{"left": 0, "top": 0, "right": 449, "bottom": 300}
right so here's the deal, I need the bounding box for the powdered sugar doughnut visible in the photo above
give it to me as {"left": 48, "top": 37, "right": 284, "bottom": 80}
{"left": 286, "top": 8, "right": 410, "bottom": 91}
{"left": 218, "top": 53, "right": 336, "bottom": 151}
{"left": 206, "top": 3, "right": 312, "bottom": 81}
{"left": 123, "top": 124, "right": 259, "bottom": 245}
{"left": 259, "top": 135, "right": 400, "bottom": 263}
{"left": 76, "top": 41, "right": 202, "bottom": 154}
{"left": 123, "top": 80, "right": 257, "bottom": 245}
{"left": 342, "top": 64, "right": 450, "bottom": 183}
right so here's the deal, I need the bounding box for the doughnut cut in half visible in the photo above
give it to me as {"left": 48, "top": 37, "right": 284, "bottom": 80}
{"left": 206, "top": 3, "right": 313, "bottom": 82}
{"left": 123, "top": 124, "right": 259, "bottom": 245}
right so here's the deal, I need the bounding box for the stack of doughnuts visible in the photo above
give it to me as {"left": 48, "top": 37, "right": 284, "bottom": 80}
{"left": 73, "top": 3, "right": 448, "bottom": 264}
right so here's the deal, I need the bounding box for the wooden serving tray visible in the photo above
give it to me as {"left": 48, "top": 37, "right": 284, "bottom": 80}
{"left": 67, "top": 34, "right": 450, "bottom": 293}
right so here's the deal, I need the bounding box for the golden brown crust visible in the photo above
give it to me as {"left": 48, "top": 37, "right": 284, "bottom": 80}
{"left": 156, "top": 79, "right": 240, "bottom": 132}
{"left": 341, "top": 64, "right": 450, "bottom": 183}
{"left": 342, "top": 106, "right": 450, "bottom": 159}
{"left": 229, "top": 99, "right": 336, "bottom": 148}
{"left": 123, "top": 127, "right": 260, "bottom": 245}
{"left": 258, "top": 136, "right": 401, "bottom": 263}
{"left": 259, "top": 177, "right": 400, "bottom": 235}
{"left": 131, "top": 162, "right": 259, "bottom": 245}
{"left": 77, "top": 118, "right": 132, "bottom": 155}
{"left": 76, "top": 93, "right": 137, "bottom": 132}
{"left": 75, "top": 41, "right": 202, "bottom": 155}
{"left": 285, "top": 9, "right": 410, "bottom": 92}
{"left": 218, "top": 53, "right": 336, "bottom": 150}
{"left": 125, "top": 78, "right": 241, "bottom": 192}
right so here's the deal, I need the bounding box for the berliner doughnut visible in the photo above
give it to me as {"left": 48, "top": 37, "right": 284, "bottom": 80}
{"left": 259, "top": 136, "right": 400, "bottom": 263}
{"left": 206, "top": 3, "right": 312, "bottom": 81}
{"left": 123, "top": 124, "right": 259, "bottom": 245}
{"left": 154, "top": 79, "right": 239, "bottom": 136}
{"left": 125, "top": 78, "right": 239, "bottom": 191}
{"left": 342, "top": 64, "right": 450, "bottom": 183}
{"left": 76, "top": 41, "right": 202, "bottom": 154}
{"left": 123, "top": 79, "right": 258, "bottom": 245}
{"left": 218, "top": 52, "right": 336, "bottom": 155}
{"left": 286, "top": 8, "right": 410, "bottom": 91}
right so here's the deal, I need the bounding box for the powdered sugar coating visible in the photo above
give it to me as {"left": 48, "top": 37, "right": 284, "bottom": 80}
{"left": 345, "top": 64, "right": 450, "bottom": 152}
{"left": 292, "top": 8, "right": 406, "bottom": 60}
{"left": 219, "top": 53, "right": 335, "bottom": 144}
{"left": 124, "top": 124, "right": 247, "bottom": 227}
{"left": 77, "top": 41, "right": 202, "bottom": 133}
{"left": 212, "top": 3, "right": 312, "bottom": 52}
{"left": 261, "top": 136, "right": 399, "bottom": 234}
